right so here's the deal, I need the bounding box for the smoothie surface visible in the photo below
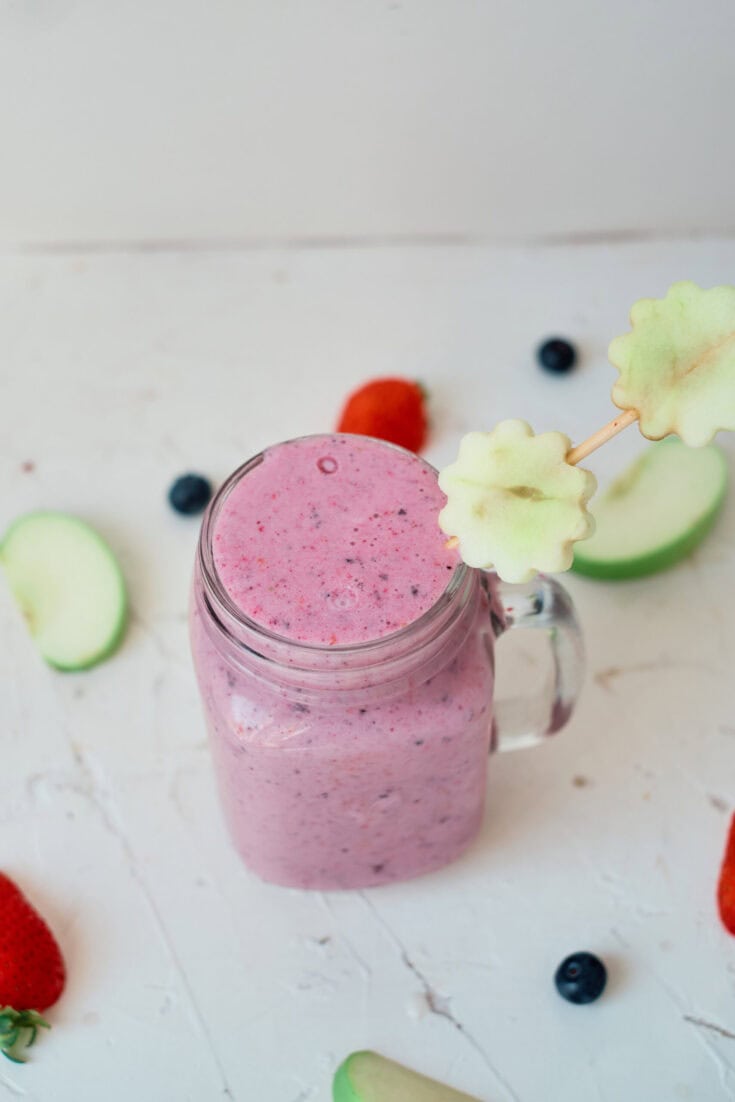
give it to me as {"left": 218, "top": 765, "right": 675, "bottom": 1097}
{"left": 212, "top": 434, "right": 459, "bottom": 645}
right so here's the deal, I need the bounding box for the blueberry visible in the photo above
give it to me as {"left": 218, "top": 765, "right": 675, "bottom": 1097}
{"left": 537, "top": 337, "right": 577, "bottom": 374}
{"left": 554, "top": 952, "right": 607, "bottom": 1004}
{"left": 168, "top": 473, "right": 212, "bottom": 515}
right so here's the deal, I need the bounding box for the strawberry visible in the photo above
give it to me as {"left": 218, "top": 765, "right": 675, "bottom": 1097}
{"left": 718, "top": 813, "right": 735, "bottom": 936}
{"left": 0, "top": 874, "right": 66, "bottom": 1062}
{"left": 336, "top": 377, "right": 428, "bottom": 453}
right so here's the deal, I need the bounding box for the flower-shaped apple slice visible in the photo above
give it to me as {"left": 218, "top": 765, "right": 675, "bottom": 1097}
{"left": 609, "top": 281, "right": 735, "bottom": 447}
{"left": 438, "top": 420, "right": 596, "bottom": 583}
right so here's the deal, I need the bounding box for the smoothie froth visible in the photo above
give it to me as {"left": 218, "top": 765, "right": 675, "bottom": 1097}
{"left": 212, "top": 434, "right": 458, "bottom": 644}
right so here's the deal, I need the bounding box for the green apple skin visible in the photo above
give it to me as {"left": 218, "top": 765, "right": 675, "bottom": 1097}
{"left": 572, "top": 502, "right": 724, "bottom": 579}
{"left": 332, "top": 1057, "right": 361, "bottom": 1102}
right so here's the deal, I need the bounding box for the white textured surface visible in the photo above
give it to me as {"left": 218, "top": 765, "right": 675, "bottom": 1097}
{"left": 1, "top": 240, "right": 734, "bottom": 1100}
{"left": 1, "top": 2, "right": 735, "bottom": 245}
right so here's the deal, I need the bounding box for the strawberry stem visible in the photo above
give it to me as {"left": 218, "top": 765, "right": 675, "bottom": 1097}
{"left": 0, "top": 1008, "right": 50, "bottom": 1063}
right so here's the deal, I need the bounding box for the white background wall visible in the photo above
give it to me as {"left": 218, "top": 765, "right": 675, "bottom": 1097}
{"left": 1, "top": 0, "right": 734, "bottom": 246}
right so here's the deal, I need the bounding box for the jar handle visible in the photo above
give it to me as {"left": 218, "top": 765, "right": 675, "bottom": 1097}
{"left": 485, "top": 573, "right": 585, "bottom": 753}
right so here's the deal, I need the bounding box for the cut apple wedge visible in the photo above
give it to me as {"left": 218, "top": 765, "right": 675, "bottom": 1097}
{"left": 0, "top": 512, "right": 128, "bottom": 670}
{"left": 572, "top": 440, "right": 728, "bottom": 580}
{"left": 333, "top": 1051, "right": 481, "bottom": 1102}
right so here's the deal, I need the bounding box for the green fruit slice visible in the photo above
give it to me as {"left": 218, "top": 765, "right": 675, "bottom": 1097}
{"left": 609, "top": 281, "right": 735, "bottom": 447}
{"left": 0, "top": 512, "right": 128, "bottom": 670}
{"left": 572, "top": 440, "right": 727, "bottom": 580}
{"left": 438, "top": 420, "right": 596, "bottom": 583}
{"left": 333, "top": 1051, "right": 481, "bottom": 1102}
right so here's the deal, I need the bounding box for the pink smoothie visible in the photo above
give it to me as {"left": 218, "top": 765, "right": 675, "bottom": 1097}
{"left": 190, "top": 434, "right": 495, "bottom": 889}
{"left": 212, "top": 434, "right": 458, "bottom": 644}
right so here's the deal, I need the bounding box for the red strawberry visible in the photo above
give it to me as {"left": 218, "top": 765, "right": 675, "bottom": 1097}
{"left": 0, "top": 874, "right": 66, "bottom": 1062}
{"left": 718, "top": 813, "right": 735, "bottom": 936}
{"left": 336, "top": 377, "right": 428, "bottom": 453}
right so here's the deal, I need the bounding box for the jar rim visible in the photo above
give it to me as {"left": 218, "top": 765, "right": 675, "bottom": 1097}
{"left": 197, "top": 432, "right": 470, "bottom": 665}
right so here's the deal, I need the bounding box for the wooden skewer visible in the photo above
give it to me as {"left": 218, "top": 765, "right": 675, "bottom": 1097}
{"left": 566, "top": 408, "right": 638, "bottom": 465}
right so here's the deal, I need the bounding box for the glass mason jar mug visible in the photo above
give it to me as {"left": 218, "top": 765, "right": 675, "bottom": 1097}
{"left": 190, "top": 440, "right": 584, "bottom": 891}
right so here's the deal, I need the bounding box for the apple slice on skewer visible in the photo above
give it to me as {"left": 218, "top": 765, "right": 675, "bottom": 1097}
{"left": 438, "top": 419, "right": 596, "bottom": 584}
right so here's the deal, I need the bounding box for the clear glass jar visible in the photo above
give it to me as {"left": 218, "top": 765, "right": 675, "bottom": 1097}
{"left": 190, "top": 451, "right": 584, "bottom": 890}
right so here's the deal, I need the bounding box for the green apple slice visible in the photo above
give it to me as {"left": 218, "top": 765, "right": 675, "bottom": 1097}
{"left": 0, "top": 512, "right": 128, "bottom": 670}
{"left": 609, "top": 281, "right": 735, "bottom": 447}
{"left": 438, "top": 420, "right": 596, "bottom": 583}
{"left": 572, "top": 440, "right": 727, "bottom": 579}
{"left": 333, "top": 1051, "right": 481, "bottom": 1102}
